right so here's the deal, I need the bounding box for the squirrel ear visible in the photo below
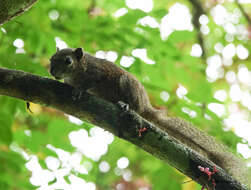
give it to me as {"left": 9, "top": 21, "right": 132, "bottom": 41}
{"left": 74, "top": 48, "right": 83, "bottom": 61}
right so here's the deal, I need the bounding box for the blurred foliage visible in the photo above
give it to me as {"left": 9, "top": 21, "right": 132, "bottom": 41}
{"left": 0, "top": 0, "right": 251, "bottom": 189}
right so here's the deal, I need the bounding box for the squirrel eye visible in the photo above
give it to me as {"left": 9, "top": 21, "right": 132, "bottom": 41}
{"left": 65, "top": 57, "right": 73, "bottom": 65}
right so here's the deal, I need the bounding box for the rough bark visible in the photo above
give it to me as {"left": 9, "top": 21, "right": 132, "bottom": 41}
{"left": 0, "top": 67, "right": 249, "bottom": 190}
{"left": 0, "top": 0, "right": 38, "bottom": 25}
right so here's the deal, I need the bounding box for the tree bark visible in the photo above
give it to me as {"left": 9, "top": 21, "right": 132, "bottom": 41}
{"left": 0, "top": 67, "right": 249, "bottom": 190}
{"left": 0, "top": 0, "right": 38, "bottom": 25}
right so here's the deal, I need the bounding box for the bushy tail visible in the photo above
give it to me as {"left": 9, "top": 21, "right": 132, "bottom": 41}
{"left": 141, "top": 107, "right": 251, "bottom": 187}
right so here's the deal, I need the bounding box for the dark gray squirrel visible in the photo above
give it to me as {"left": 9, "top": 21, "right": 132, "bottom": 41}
{"left": 50, "top": 47, "right": 250, "bottom": 187}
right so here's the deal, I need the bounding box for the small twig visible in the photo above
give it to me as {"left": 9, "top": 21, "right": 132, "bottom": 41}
{"left": 189, "top": 0, "right": 207, "bottom": 59}
{"left": 88, "top": 0, "right": 96, "bottom": 14}
{"left": 235, "top": 0, "right": 251, "bottom": 25}
{"left": 182, "top": 179, "right": 193, "bottom": 184}
{"left": 26, "top": 102, "right": 33, "bottom": 114}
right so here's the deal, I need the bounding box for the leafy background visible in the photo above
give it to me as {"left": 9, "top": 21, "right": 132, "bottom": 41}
{"left": 0, "top": 0, "right": 251, "bottom": 189}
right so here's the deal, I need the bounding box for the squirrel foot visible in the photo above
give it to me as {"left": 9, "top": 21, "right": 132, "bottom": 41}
{"left": 116, "top": 101, "right": 148, "bottom": 138}
{"left": 116, "top": 101, "right": 130, "bottom": 138}
{"left": 117, "top": 101, "right": 129, "bottom": 112}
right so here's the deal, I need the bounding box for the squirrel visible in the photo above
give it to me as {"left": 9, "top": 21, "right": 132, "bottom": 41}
{"left": 50, "top": 47, "right": 250, "bottom": 187}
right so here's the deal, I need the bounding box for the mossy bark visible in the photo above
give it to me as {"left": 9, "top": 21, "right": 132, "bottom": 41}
{"left": 0, "top": 0, "right": 38, "bottom": 25}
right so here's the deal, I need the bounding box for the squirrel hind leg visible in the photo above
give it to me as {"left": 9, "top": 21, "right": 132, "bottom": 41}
{"left": 154, "top": 106, "right": 167, "bottom": 117}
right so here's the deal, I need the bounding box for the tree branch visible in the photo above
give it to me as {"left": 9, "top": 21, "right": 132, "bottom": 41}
{"left": 235, "top": 0, "right": 251, "bottom": 25}
{"left": 0, "top": 67, "right": 249, "bottom": 190}
{"left": 189, "top": 0, "right": 207, "bottom": 59}
{"left": 0, "top": 0, "right": 38, "bottom": 25}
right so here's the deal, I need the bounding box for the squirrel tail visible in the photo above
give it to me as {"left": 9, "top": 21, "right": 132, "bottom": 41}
{"left": 141, "top": 107, "right": 251, "bottom": 188}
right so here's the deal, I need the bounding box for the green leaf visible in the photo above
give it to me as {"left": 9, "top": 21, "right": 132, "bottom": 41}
{"left": 0, "top": 96, "right": 24, "bottom": 145}
{"left": 168, "top": 31, "right": 196, "bottom": 43}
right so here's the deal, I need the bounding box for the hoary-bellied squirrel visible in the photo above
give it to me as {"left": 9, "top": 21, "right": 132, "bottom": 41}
{"left": 50, "top": 47, "right": 250, "bottom": 187}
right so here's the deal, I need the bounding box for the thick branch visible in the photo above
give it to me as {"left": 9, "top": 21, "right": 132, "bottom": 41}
{"left": 0, "top": 0, "right": 38, "bottom": 25}
{"left": 0, "top": 67, "right": 249, "bottom": 190}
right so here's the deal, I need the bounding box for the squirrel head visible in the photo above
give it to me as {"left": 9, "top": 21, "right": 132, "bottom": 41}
{"left": 50, "top": 48, "right": 84, "bottom": 80}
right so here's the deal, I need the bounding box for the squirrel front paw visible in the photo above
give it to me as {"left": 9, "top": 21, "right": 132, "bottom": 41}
{"left": 116, "top": 101, "right": 129, "bottom": 112}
